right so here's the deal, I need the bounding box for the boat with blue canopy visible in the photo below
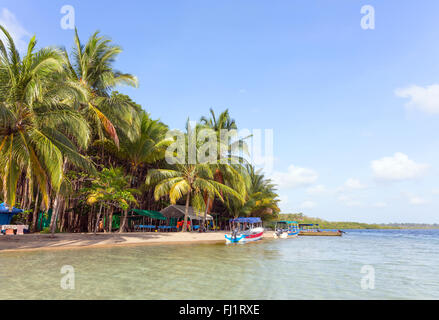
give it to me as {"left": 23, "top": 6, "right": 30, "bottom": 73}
{"left": 273, "top": 220, "right": 299, "bottom": 239}
{"left": 225, "top": 217, "right": 264, "bottom": 243}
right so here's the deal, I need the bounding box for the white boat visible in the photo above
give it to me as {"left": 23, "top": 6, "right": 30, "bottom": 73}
{"left": 273, "top": 221, "right": 299, "bottom": 239}
{"left": 225, "top": 218, "right": 264, "bottom": 243}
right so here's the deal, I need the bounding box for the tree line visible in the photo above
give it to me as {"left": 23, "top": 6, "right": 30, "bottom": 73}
{"left": 0, "top": 26, "right": 280, "bottom": 235}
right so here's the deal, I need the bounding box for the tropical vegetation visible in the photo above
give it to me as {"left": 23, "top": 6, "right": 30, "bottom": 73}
{"left": 0, "top": 26, "right": 281, "bottom": 234}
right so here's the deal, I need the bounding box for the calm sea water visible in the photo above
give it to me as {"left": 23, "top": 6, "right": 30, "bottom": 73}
{"left": 1, "top": 229, "right": 438, "bottom": 300}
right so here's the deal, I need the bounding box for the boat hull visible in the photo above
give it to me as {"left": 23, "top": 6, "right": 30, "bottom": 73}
{"left": 299, "top": 231, "right": 342, "bottom": 237}
{"left": 225, "top": 228, "right": 264, "bottom": 243}
{"left": 274, "top": 230, "right": 299, "bottom": 239}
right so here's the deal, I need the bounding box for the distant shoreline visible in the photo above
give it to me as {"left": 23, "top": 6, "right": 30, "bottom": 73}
{"left": 277, "top": 214, "right": 439, "bottom": 230}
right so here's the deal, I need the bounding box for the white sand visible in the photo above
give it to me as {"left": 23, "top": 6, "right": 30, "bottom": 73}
{"left": 0, "top": 231, "right": 275, "bottom": 252}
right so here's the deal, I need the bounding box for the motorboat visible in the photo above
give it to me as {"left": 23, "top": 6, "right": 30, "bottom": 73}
{"left": 225, "top": 217, "right": 264, "bottom": 243}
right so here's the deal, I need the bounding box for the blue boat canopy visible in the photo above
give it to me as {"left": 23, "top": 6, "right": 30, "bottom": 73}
{"left": 0, "top": 203, "right": 23, "bottom": 225}
{"left": 278, "top": 221, "right": 298, "bottom": 224}
{"left": 230, "top": 217, "right": 262, "bottom": 223}
{"left": 0, "top": 203, "right": 23, "bottom": 214}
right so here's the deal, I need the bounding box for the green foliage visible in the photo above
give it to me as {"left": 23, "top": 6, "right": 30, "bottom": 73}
{"left": 40, "top": 227, "right": 52, "bottom": 234}
{"left": 224, "top": 165, "right": 280, "bottom": 219}
{"left": 0, "top": 25, "right": 282, "bottom": 233}
{"left": 0, "top": 25, "right": 93, "bottom": 208}
{"left": 66, "top": 29, "right": 138, "bottom": 147}
{"left": 146, "top": 163, "right": 244, "bottom": 212}
{"left": 83, "top": 166, "right": 138, "bottom": 211}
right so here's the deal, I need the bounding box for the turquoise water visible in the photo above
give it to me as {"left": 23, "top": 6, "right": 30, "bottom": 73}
{"left": 1, "top": 229, "right": 439, "bottom": 300}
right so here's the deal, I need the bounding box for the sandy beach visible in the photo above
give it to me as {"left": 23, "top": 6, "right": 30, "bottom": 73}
{"left": 0, "top": 231, "right": 275, "bottom": 252}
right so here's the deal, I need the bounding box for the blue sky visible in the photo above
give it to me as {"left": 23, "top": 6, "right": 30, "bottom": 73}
{"left": 1, "top": 0, "right": 439, "bottom": 223}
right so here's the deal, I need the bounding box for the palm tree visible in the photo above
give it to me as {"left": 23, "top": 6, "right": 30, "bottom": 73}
{"left": 117, "top": 111, "right": 172, "bottom": 186}
{"left": 225, "top": 165, "right": 280, "bottom": 219}
{"left": 199, "top": 108, "right": 250, "bottom": 163}
{"left": 65, "top": 30, "right": 139, "bottom": 148}
{"left": 0, "top": 26, "right": 92, "bottom": 211}
{"left": 199, "top": 108, "right": 237, "bottom": 132}
{"left": 198, "top": 109, "right": 249, "bottom": 226}
{"left": 146, "top": 163, "right": 244, "bottom": 232}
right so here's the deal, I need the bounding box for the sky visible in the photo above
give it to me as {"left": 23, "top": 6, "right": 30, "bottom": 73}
{"left": 1, "top": 0, "right": 439, "bottom": 223}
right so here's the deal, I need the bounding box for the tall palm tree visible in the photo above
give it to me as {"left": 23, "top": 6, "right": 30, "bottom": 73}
{"left": 0, "top": 26, "right": 92, "bottom": 210}
{"left": 198, "top": 109, "right": 249, "bottom": 224}
{"left": 65, "top": 29, "right": 139, "bottom": 147}
{"left": 146, "top": 163, "right": 244, "bottom": 232}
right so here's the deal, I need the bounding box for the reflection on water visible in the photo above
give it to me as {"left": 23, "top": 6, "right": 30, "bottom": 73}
{"left": 1, "top": 230, "right": 439, "bottom": 299}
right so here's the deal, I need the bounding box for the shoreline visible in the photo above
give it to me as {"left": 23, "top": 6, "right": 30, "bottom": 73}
{"left": 0, "top": 231, "right": 275, "bottom": 253}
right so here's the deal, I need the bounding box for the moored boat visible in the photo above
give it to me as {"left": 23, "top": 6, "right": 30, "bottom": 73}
{"left": 273, "top": 221, "right": 299, "bottom": 239}
{"left": 225, "top": 217, "right": 264, "bottom": 243}
{"left": 298, "top": 223, "right": 343, "bottom": 236}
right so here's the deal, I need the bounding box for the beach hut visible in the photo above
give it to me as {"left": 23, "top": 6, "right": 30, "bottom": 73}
{"left": 160, "top": 205, "right": 213, "bottom": 231}
{"left": 0, "top": 203, "right": 23, "bottom": 226}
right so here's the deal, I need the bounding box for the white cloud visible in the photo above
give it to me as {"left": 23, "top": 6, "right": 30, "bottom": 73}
{"left": 432, "top": 189, "right": 439, "bottom": 195}
{"left": 299, "top": 201, "right": 316, "bottom": 210}
{"left": 0, "top": 8, "right": 30, "bottom": 52}
{"left": 409, "top": 196, "right": 427, "bottom": 206}
{"left": 371, "top": 153, "right": 429, "bottom": 181}
{"left": 306, "top": 184, "right": 327, "bottom": 195}
{"left": 271, "top": 165, "right": 318, "bottom": 189}
{"left": 395, "top": 84, "right": 439, "bottom": 114}
{"left": 344, "top": 178, "right": 366, "bottom": 190}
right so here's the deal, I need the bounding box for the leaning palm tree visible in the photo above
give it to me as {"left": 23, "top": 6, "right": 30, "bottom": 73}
{"left": 64, "top": 29, "right": 139, "bottom": 147}
{"left": 0, "top": 26, "right": 93, "bottom": 211}
{"left": 146, "top": 163, "right": 244, "bottom": 232}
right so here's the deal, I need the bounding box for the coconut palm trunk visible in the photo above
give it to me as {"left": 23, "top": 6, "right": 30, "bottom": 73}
{"left": 31, "top": 191, "right": 40, "bottom": 232}
{"left": 50, "top": 159, "right": 69, "bottom": 237}
{"left": 202, "top": 197, "right": 211, "bottom": 232}
{"left": 94, "top": 203, "right": 104, "bottom": 234}
{"left": 49, "top": 195, "right": 61, "bottom": 236}
{"left": 119, "top": 208, "right": 129, "bottom": 233}
{"left": 108, "top": 207, "right": 114, "bottom": 233}
{"left": 182, "top": 192, "right": 191, "bottom": 232}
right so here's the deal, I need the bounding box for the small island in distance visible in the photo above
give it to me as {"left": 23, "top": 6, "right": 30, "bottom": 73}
{"left": 276, "top": 213, "right": 439, "bottom": 230}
